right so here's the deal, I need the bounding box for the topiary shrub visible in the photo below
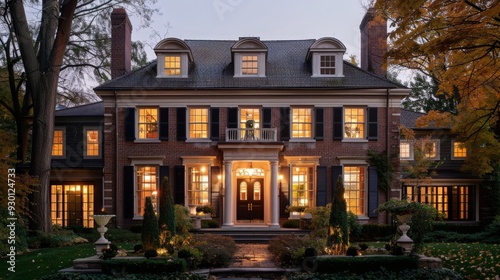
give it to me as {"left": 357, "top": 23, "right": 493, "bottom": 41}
{"left": 175, "top": 204, "right": 193, "bottom": 234}
{"left": 177, "top": 247, "right": 202, "bottom": 269}
{"left": 346, "top": 246, "right": 359, "bottom": 256}
{"left": 144, "top": 248, "right": 158, "bottom": 259}
{"left": 328, "top": 177, "right": 349, "bottom": 255}
{"left": 201, "top": 219, "right": 219, "bottom": 228}
{"left": 158, "top": 176, "right": 176, "bottom": 248}
{"left": 141, "top": 196, "right": 160, "bottom": 251}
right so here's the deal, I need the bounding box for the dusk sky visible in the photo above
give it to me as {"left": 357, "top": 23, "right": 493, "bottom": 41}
{"left": 130, "top": 0, "right": 370, "bottom": 63}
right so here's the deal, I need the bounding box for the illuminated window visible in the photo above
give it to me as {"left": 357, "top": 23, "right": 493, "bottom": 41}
{"left": 52, "top": 129, "right": 64, "bottom": 156}
{"left": 254, "top": 181, "right": 261, "bottom": 200}
{"left": 291, "top": 166, "right": 314, "bottom": 207}
{"left": 344, "top": 166, "right": 365, "bottom": 215}
{"left": 187, "top": 165, "right": 210, "bottom": 205}
{"left": 240, "top": 108, "right": 260, "bottom": 140}
{"left": 240, "top": 182, "right": 248, "bottom": 201}
{"left": 50, "top": 184, "right": 94, "bottom": 227}
{"left": 85, "top": 129, "right": 100, "bottom": 157}
{"left": 136, "top": 166, "right": 158, "bottom": 216}
{"left": 422, "top": 141, "right": 439, "bottom": 159}
{"left": 400, "top": 142, "right": 413, "bottom": 160}
{"left": 453, "top": 142, "right": 467, "bottom": 159}
{"left": 164, "top": 56, "right": 181, "bottom": 76}
{"left": 292, "top": 108, "right": 312, "bottom": 138}
{"left": 344, "top": 108, "right": 365, "bottom": 139}
{"left": 138, "top": 108, "right": 158, "bottom": 139}
{"left": 189, "top": 108, "right": 208, "bottom": 139}
{"left": 405, "top": 185, "right": 474, "bottom": 220}
{"left": 242, "top": 55, "right": 258, "bottom": 75}
{"left": 320, "top": 55, "right": 336, "bottom": 75}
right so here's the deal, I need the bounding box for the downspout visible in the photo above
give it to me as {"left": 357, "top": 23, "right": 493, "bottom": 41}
{"left": 114, "top": 91, "right": 119, "bottom": 227}
{"left": 386, "top": 88, "right": 390, "bottom": 223}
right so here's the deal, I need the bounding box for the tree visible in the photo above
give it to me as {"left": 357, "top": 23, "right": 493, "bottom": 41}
{"left": 328, "top": 177, "right": 349, "bottom": 255}
{"left": 373, "top": 0, "right": 500, "bottom": 177}
{"left": 141, "top": 196, "right": 159, "bottom": 251}
{"left": 158, "top": 176, "right": 175, "bottom": 248}
{"left": 402, "top": 73, "right": 458, "bottom": 114}
{"left": 7, "top": 0, "right": 156, "bottom": 232}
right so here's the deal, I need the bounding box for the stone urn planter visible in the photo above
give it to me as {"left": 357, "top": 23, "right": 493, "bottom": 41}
{"left": 90, "top": 214, "right": 115, "bottom": 256}
{"left": 396, "top": 214, "right": 413, "bottom": 254}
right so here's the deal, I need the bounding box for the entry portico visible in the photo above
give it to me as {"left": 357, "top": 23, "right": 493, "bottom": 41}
{"left": 219, "top": 143, "right": 283, "bottom": 228}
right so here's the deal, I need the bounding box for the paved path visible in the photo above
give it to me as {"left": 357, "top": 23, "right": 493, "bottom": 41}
{"left": 229, "top": 243, "right": 276, "bottom": 268}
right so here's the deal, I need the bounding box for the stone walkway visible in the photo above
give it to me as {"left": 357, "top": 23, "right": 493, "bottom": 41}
{"left": 229, "top": 243, "right": 276, "bottom": 268}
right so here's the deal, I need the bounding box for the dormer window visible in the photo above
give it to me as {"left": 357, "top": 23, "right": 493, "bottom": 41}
{"left": 307, "top": 37, "right": 346, "bottom": 77}
{"left": 232, "top": 37, "right": 268, "bottom": 77}
{"left": 154, "top": 38, "right": 193, "bottom": 78}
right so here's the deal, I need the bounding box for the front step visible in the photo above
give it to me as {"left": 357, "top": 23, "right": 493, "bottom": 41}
{"left": 192, "top": 228, "right": 310, "bottom": 243}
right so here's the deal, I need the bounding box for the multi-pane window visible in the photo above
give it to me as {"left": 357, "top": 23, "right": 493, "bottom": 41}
{"left": 52, "top": 129, "right": 64, "bottom": 156}
{"left": 291, "top": 166, "right": 314, "bottom": 207}
{"left": 453, "top": 142, "right": 467, "bottom": 159}
{"left": 242, "top": 55, "right": 258, "bottom": 75}
{"left": 422, "top": 141, "right": 438, "bottom": 159}
{"left": 405, "top": 185, "right": 474, "bottom": 220}
{"left": 136, "top": 166, "right": 157, "bottom": 216}
{"left": 51, "top": 184, "right": 94, "bottom": 227}
{"left": 187, "top": 165, "right": 210, "bottom": 205}
{"left": 400, "top": 142, "right": 412, "bottom": 160}
{"left": 292, "top": 108, "right": 312, "bottom": 138}
{"left": 164, "top": 56, "right": 181, "bottom": 76}
{"left": 240, "top": 108, "right": 260, "bottom": 139}
{"left": 344, "top": 166, "right": 365, "bottom": 215}
{"left": 189, "top": 108, "right": 208, "bottom": 139}
{"left": 138, "top": 108, "right": 158, "bottom": 139}
{"left": 85, "top": 129, "right": 100, "bottom": 157}
{"left": 344, "top": 108, "right": 365, "bottom": 139}
{"left": 320, "top": 55, "right": 336, "bottom": 75}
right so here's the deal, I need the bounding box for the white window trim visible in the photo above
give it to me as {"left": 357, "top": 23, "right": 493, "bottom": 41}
{"left": 135, "top": 107, "right": 160, "bottom": 143}
{"left": 311, "top": 52, "right": 344, "bottom": 77}
{"left": 129, "top": 157, "right": 164, "bottom": 220}
{"left": 421, "top": 140, "right": 440, "bottom": 160}
{"left": 400, "top": 141, "right": 414, "bottom": 160}
{"left": 233, "top": 53, "right": 266, "bottom": 77}
{"left": 156, "top": 53, "right": 189, "bottom": 78}
{"left": 83, "top": 127, "right": 101, "bottom": 159}
{"left": 290, "top": 107, "right": 315, "bottom": 141}
{"left": 187, "top": 107, "right": 210, "bottom": 142}
{"left": 451, "top": 141, "right": 467, "bottom": 160}
{"left": 342, "top": 165, "right": 368, "bottom": 218}
{"left": 52, "top": 127, "right": 66, "bottom": 158}
{"left": 342, "top": 106, "right": 367, "bottom": 142}
{"left": 288, "top": 163, "right": 317, "bottom": 208}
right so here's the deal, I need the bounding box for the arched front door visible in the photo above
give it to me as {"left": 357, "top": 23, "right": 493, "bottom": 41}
{"left": 236, "top": 178, "right": 264, "bottom": 221}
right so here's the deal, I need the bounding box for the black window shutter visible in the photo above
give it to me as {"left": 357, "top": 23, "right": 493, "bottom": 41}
{"left": 280, "top": 165, "right": 290, "bottom": 217}
{"left": 368, "top": 166, "right": 378, "bottom": 217}
{"left": 316, "top": 166, "right": 327, "bottom": 206}
{"left": 333, "top": 107, "right": 343, "bottom": 140}
{"left": 331, "top": 166, "right": 343, "bottom": 201}
{"left": 176, "top": 108, "right": 186, "bottom": 141}
{"left": 173, "top": 165, "right": 185, "bottom": 205}
{"left": 367, "top": 107, "right": 378, "bottom": 140}
{"left": 315, "top": 108, "right": 324, "bottom": 141}
{"left": 159, "top": 166, "right": 170, "bottom": 184}
{"left": 123, "top": 166, "right": 134, "bottom": 219}
{"left": 227, "top": 108, "right": 238, "bottom": 128}
{"left": 159, "top": 108, "right": 169, "bottom": 141}
{"left": 210, "top": 108, "right": 220, "bottom": 141}
{"left": 125, "top": 108, "right": 135, "bottom": 141}
{"left": 280, "top": 108, "right": 290, "bottom": 141}
{"left": 263, "top": 108, "right": 272, "bottom": 128}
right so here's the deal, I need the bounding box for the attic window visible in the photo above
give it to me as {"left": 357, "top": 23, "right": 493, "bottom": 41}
{"left": 232, "top": 37, "right": 268, "bottom": 78}
{"left": 154, "top": 38, "right": 193, "bottom": 78}
{"left": 307, "top": 37, "right": 346, "bottom": 77}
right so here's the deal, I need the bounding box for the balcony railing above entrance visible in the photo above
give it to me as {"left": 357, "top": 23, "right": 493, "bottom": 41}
{"left": 225, "top": 128, "right": 277, "bottom": 142}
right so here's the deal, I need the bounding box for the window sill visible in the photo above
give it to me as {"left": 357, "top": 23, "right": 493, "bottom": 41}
{"left": 132, "top": 216, "right": 144, "bottom": 221}
{"left": 156, "top": 75, "right": 188, "bottom": 78}
{"left": 341, "top": 139, "right": 368, "bottom": 143}
{"left": 134, "top": 139, "right": 161, "bottom": 143}
{"left": 186, "top": 139, "right": 212, "bottom": 143}
{"left": 289, "top": 139, "right": 316, "bottom": 143}
{"left": 311, "top": 74, "right": 344, "bottom": 78}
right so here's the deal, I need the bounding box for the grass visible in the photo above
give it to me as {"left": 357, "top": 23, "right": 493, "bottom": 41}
{"left": 421, "top": 243, "right": 500, "bottom": 280}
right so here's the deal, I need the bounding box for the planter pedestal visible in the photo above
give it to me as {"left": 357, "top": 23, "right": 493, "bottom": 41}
{"left": 91, "top": 215, "right": 115, "bottom": 256}
{"left": 396, "top": 223, "right": 413, "bottom": 255}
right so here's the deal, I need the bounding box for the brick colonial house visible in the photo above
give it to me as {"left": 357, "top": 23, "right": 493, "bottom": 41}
{"left": 88, "top": 8, "right": 409, "bottom": 229}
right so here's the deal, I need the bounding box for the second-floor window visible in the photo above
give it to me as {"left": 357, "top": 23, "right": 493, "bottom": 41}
{"left": 422, "top": 141, "right": 439, "bottom": 159}
{"left": 240, "top": 108, "right": 260, "bottom": 140}
{"left": 52, "top": 129, "right": 64, "bottom": 157}
{"left": 85, "top": 129, "right": 100, "bottom": 157}
{"left": 164, "top": 55, "right": 181, "bottom": 76}
{"left": 400, "top": 142, "right": 413, "bottom": 160}
{"left": 138, "top": 108, "right": 158, "bottom": 139}
{"left": 344, "top": 108, "right": 365, "bottom": 139}
{"left": 189, "top": 108, "right": 208, "bottom": 139}
{"left": 292, "top": 108, "right": 312, "bottom": 139}
{"left": 453, "top": 142, "right": 467, "bottom": 159}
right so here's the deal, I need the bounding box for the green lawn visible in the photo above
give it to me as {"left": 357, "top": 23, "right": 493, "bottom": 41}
{"left": 421, "top": 243, "right": 500, "bottom": 279}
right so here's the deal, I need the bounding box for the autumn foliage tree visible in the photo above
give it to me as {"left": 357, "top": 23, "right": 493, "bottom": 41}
{"left": 373, "top": 0, "right": 500, "bottom": 177}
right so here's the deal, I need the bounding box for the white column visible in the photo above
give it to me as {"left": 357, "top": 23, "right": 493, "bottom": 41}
{"left": 222, "top": 161, "right": 234, "bottom": 227}
{"left": 270, "top": 160, "right": 280, "bottom": 228}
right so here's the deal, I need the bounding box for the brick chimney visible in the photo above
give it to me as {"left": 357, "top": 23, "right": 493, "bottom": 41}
{"left": 359, "top": 8, "right": 387, "bottom": 77}
{"left": 111, "top": 8, "right": 132, "bottom": 79}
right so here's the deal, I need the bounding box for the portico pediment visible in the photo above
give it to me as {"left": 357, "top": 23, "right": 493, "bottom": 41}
{"left": 218, "top": 143, "right": 283, "bottom": 161}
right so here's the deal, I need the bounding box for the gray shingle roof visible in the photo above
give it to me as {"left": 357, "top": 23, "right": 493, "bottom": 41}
{"left": 400, "top": 109, "right": 426, "bottom": 128}
{"left": 95, "top": 39, "right": 404, "bottom": 90}
{"left": 55, "top": 101, "right": 104, "bottom": 117}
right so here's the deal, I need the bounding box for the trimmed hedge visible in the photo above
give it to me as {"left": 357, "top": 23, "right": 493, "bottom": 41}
{"left": 286, "top": 268, "right": 464, "bottom": 280}
{"left": 101, "top": 258, "right": 187, "bottom": 275}
{"left": 41, "top": 272, "right": 206, "bottom": 280}
{"left": 315, "top": 256, "right": 419, "bottom": 274}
